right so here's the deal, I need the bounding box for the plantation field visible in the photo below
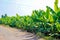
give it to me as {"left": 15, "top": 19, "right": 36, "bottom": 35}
{"left": 0, "top": 0, "right": 60, "bottom": 40}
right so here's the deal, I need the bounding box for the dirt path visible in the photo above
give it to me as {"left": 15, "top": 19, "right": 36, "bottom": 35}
{"left": 0, "top": 25, "right": 38, "bottom": 40}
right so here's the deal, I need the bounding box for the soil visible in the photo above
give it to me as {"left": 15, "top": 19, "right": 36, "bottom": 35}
{"left": 0, "top": 25, "right": 38, "bottom": 40}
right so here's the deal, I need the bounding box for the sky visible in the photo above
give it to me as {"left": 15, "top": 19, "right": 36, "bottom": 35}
{"left": 0, "top": 0, "right": 60, "bottom": 17}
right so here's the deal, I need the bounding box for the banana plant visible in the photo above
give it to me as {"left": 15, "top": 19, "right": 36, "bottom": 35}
{"left": 54, "top": 0, "right": 60, "bottom": 23}
{"left": 56, "top": 22, "right": 60, "bottom": 32}
{"left": 46, "top": 6, "right": 58, "bottom": 23}
{"left": 46, "top": 6, "right": 54, "bottom": 23}
{"left": 54, "top": 0, "right": 59, "bottom": 13}
{"left": 0, "top": 18, "right": 2, "bottom": 24}
{"left": 31, "top": 10, "right": 46, "bottom": 22}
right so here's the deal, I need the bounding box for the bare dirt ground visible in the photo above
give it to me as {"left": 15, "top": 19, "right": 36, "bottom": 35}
{"left": 0, "top": 25, "right": 39, "bottom": 40}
